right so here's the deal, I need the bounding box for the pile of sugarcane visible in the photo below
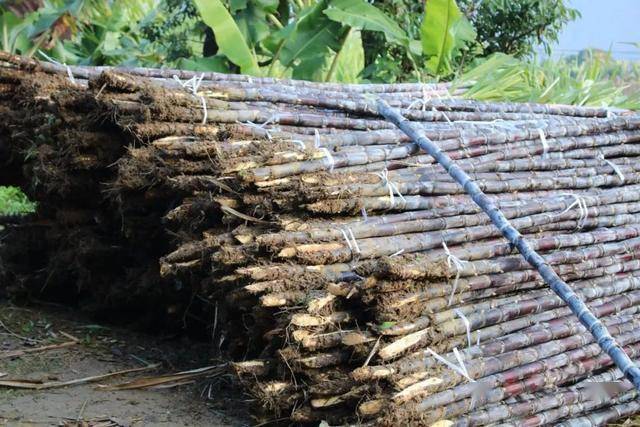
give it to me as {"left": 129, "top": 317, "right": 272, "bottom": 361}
{"left": 2, "top": 52, "right": 640, "bottom": 425}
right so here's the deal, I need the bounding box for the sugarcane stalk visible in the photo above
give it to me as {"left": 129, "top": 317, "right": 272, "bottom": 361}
{"left": 471, "top": 385, "right": 634, "bottom": 427}
{"left": 552, "top": 393, "right": 640, "bottom": 427}
{"left": 389, "top": 340, "right": 640, "bottom": 425}
{"left": 376, "top": 99, "right": 640, "bottom": 390}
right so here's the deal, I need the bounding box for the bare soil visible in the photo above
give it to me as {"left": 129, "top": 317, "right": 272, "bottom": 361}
{"left": 0, "top": 300, "right": 249, "bottom": 427}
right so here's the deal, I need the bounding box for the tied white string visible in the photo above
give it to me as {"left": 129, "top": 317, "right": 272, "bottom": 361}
{"left": 173, "top": 73, "right": 208, "bottom": 124}
{"left": 434, "top": 106, "right": 452, "bottom": 124}
{"left": 426, "top": 347, "right": 475, "bottom": 382}
{"left": 340, "top": 228, "right": 361, "bottom": 254}
{"left": 236, "top": 113, "right": 280, "bottom": 140}
{"left": 560, "top": 193, "right": 589, "bottom": 229}
{"left": 407, "top": 87, "right": 431, "bottom": 111}
{"left": 454, "top": 308, "right": 473, "bottom": 349}
{"left": 443, "top": 242, "right": 469, "bottom": 306}
{"left": 390, "top": 249, "right": 405, "bottom": 257}
{"left": 375, "top": 168, "right": 406, "bottom": 207}
{"left": 311, "top": 130, "right": 335, "bottom": 172}
{"left": 38, "top": 50, "right": 75, "bottom": 84}
{"left": 361, "top": 206, "right": 368, "bottom": 221}
{"left": 537, "top": 128, "right": 549, "bottom": 159}
{"left": 291, "top": 139, "right": 306, "bottom": 151}
{"left": 319, "top": 148, "right": 335, "bottom": 172}
{"left": 597, "top": 153, "right": 625, "bottom": 184}
{"left": 489, "top": 119, "right": 519, "bottom": 131}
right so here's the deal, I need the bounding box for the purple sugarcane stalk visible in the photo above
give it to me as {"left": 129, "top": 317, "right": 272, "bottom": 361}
{"left": 376, "top": 99, "right": 640, "bottom": 390}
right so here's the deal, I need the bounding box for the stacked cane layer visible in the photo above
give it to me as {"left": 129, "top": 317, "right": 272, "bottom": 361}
{"left": 2, "top": 54, "right": 640, "bottom": 425}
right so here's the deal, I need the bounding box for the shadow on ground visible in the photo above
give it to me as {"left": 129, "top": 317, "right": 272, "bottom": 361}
{"left": 0, "top": 300, "right": 249, "bottom": 426}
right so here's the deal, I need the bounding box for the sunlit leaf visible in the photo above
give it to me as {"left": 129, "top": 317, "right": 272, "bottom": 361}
{"left": 332, "top": 29, "right": 364, "bottom": 83}
{"left": 324, "top": 0, "right": 408, "bottom": 46}
{"left": 193, "top": 0, "right": 259, "bottom": 74}
{"left": 176, "top": 55, "right": 230, "bottom": 72}
{"left": 421, "top": 0, "right": 471, "bottom": 76}
{"left": 279, "top": 0, "right": 344, "bottom": 79}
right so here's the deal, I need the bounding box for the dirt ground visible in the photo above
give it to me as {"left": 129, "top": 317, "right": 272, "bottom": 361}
{"left": 0, "top": 300, "right": 249, "bottom": 427}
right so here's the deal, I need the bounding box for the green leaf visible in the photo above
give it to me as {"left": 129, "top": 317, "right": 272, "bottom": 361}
{"left": 176, "top": 56, "right": 231, "bottom": 72}
{"left": 0, "top": 10, "right": 32, "bottom": 54}
{"left": 324, "top": 0, "right": 409, "bottom": 46}
{"left": 379, "top": 321, "right": 396, "bottom": 330}
{"left": 331, "top": 29, "right": 364, "bottom": 83}
{"left": 451, "top": 16, "right": 476, "bottom": 52}
{"left": 279, "top": 0, "right": 344, "bottom": 78}
{"left": 421, "top": 0, "right": 471, "bottom": 76}
{"left": 234, "top": 2, "right": 271, "bottom": 46}
{"left": 0, "top": 186, "right": 36, "bottom": 216}
{"left": 193, "top": 0, "right": 259, "bottom": 74}
{"left": 292, "top": 53, "right": 332, "bottom": 81}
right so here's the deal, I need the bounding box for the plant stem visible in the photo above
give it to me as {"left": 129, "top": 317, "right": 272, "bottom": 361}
{"left": 376, "top": 98, "right": 640, "bottom": 391}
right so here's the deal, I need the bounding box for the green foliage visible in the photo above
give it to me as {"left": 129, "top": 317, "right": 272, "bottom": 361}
{"left": 332, "top": 29, "right": 364, "bottom": 83}
{"left": 421, "top": 0, "right": 476, "bottom": 76}
{"left": 2, "top": 0, "right": 635, "bottom": 112}
{"left": 0, "top": 0, "right": 159, "bottom": 64}
{"left": 457, "top": 52, "right": 640, "bottom": 109}
{"left": 193, "top": 0, "right": 259, "bottom": 74}
{"left": 1, "top": 9, "right": 34, "bottom": 54}
{"left": 458, "top": 0, "right": 580, "bottom": 57}
{"left": 324, "top": 0, "right": 408, "bottom": 47}
{"left": 0, "top": 186, "right": 36, "bottom": 216}
{"left": 278, "top": 0, "right": 344, "bottom": 80}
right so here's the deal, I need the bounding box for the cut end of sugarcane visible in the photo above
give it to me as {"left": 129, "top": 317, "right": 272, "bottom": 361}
{"left": 351, "top": 365, "right": 394, "bottom": 382}
{"left": 232, "top": 360, "right": 270, "bottom": 377}
{"left": 392, "top": 376, "right": 444, "bottom": 403}
{"left": 379, "top": 329, "right": 430, "bottom": 360}
{"left": 278, "top": 247, "right": 297, "bottom": 258}
{"left": 358, "top": 399, "right": 384, "bottom": 416}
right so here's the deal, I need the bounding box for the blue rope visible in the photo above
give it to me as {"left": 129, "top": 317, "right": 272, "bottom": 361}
{"left": 376, "top": 99, "right": 640, "bottom": 390}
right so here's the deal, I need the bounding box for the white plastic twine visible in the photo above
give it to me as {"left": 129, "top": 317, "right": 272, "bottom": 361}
{"left": 454, "top": 308, "right": 473, "bottom": 349}
{"left": 291, "top": 139, "right": 306, "bottom": 151}
{"left": 173, "top": 73, "right": 208, "bottom": 124}
{"left": 375, "top": 168, "right": 406, "bottom": 207}
{"left": 537, "top": 128, "right": 549, "bottom": 159}
{"left": 443, "top": 241, "right": 469, "bottom": 306}
{"left": 340, "top": 227, "right": 361, "bottom": 254}
{"left": 560, "top": 193, "right": 589, "bottom": 229}
{"left": 38, "top": 50, "right": 75, "bottom": 84}
{"left": 488, "top": 119, "right": 520, "bottom": 131}
{"left": 597, "top": 153, "right": 626, "bottom": 184}
{"left": 361, "top": 206, "right": 368, "bottom": 221}
{"left": 236, "top": 112, "right": 280, "bottom": 140}
{"left": 319, "top": 148, "right": 335, "bottom": 172}
{"left": 407, "top": 87, "right": 431, "bottom": 111}
{"left": 311, "top": 129, "right": 335, "bottom": 172}
{"left": 426, "top": 347, "right": 475, "bottom": 382}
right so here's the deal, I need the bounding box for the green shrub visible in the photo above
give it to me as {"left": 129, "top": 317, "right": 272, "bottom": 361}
{"left": 458, "top": 0, "right": 580, "bottom": 57}
{"left": 0, "top": 186, "right": 36, "bottom": 216}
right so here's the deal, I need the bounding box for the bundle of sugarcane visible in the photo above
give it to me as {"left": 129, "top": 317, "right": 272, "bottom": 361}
{"left": 3, "top": 52, "right": 640, "bottom": 425}
{"left": 0, "top": 54, "right": 468, "bottom": 325}
{"left": 85, "top": 71, "right": 640, "bottom": 424}
{"left": 0, "top": 59, "right": 184, "bottom": 322}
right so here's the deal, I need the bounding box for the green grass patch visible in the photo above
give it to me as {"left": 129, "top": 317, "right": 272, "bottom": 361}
{"left": 456, "top": 52, "right": 640, "bottom": 109}
{"left": 0, "top": 186, "right": 36, "bottom": 216}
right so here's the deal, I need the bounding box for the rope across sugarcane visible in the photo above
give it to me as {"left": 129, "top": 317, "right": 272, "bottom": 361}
{"left": 375, "top": 98, "right": 640, "bottom": 391}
